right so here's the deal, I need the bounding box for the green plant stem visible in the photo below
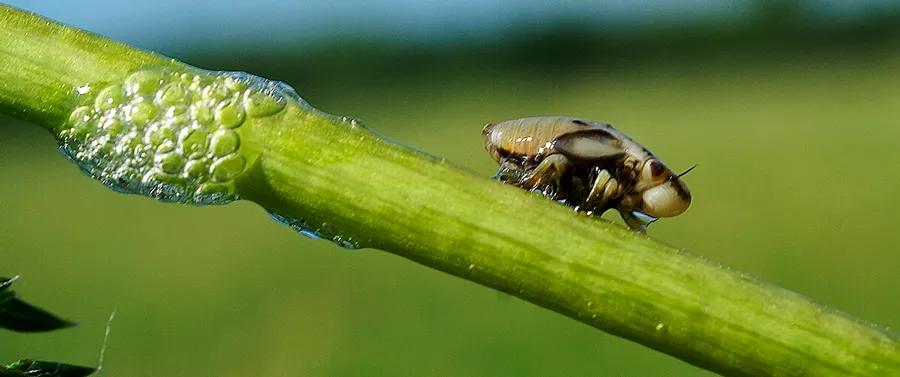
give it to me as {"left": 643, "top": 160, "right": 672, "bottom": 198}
{"left": 1, "top": 5, "right": 898, "bottom": 376}
{"left": 0, "top": 7, "right": 178, "bottom": 128}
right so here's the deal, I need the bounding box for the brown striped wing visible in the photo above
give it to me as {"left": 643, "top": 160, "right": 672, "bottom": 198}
{"left": 487, "top": 116, "right": 599, "bottom": 159}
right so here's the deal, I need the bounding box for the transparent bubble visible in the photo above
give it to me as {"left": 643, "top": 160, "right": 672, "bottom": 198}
{"left": 165, "top": 104, "right": 192, "bottom": 126}
{"left": 191, "top": 103, "right": 214, "bottom": 125}
{"left": 156, "top": 82, "right": 191, "bottom": 107}
{"left": 59, "top": 67, "right": 299, "bottom": 206}
{"left": 201, "top": 80, "right": 232, "bottom": 101}
{"left": 123, "top": 70, "right": 167, "bottom": 97}
{"left": 267, "top": 212, "right": 362, "bottom": 249}
{"left": 145, "top": 123, "right": 179, "bottom": 148}
{"left": 210, "top": 154, "right": 246, "bottom": 183}
{"left": 128, "top": 100, "right": 159, "bottom": 129}
{"left": 89, "top": 135, "right": 115, "bottom": 156}
{"left": 223, "top": 75, "right": 250, "bottom": 92}
{"left": 179, "top": 127, "right": 210, "bottom": 160}
{"left": 195, "top": 183, "right": 233, "bottom": 199}
{"left": 94, "top": 85, "right": 125, "bottom": 111}
{"left": 131, "top": 144, "right": 155, "bottom": 168}
{"left": 183, "top": 158, "right": 211, "bottom": 182}
{"left": 99, "top": 117, "right": 125, "bottom": 137}
{"left": 157, "top": 140, "right": 177, "bottom": 154}
{"left": 67, "top": 106, "right": 93, "bottom": 128}
{"left": 187, "top": 74, "right": 214, "bottom": 96}
{"left": 244, "top": 88, "right": 286, "bottom": 117}
{"left": 156, "top": 153, "right": 185, "bottom": 174}
{"left": 71, "top": 117, "right": 96, "bottom": 140}
{"left": 215, "top": 99, "right": 246, "bottom": 129}
{"left": 116, "top": 132, "right": 142, "bottom": 156}
{"left": 209, "top": 129, "right": 240, "bottom": 157}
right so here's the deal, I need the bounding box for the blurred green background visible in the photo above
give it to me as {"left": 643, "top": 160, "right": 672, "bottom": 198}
{"left": 2, "top": 1, "right": 900, "bottom": 376}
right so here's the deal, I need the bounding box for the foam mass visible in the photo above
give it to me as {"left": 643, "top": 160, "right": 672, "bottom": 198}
{"left": 59, "top": 68, "right": 293, "bottom": 204}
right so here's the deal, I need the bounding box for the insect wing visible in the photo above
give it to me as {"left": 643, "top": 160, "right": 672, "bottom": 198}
{"left": 551, "top": 130, "right": 625, "bottom": 162}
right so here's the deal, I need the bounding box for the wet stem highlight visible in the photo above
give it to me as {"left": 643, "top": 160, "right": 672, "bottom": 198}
{"left": 1, "top": 5, "right": 899, "bottom": 377}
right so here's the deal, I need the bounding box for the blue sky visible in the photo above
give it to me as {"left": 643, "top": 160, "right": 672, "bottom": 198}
{"left": 3, "top": 1, "right": 894, "bottom": 53}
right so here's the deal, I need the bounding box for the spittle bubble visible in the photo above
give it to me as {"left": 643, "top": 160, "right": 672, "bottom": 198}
{"left": 58, "top": 68, "right": 298, "bottom": 205}
{"left": 267, "top": 212, "right": 362, "bottom": 250}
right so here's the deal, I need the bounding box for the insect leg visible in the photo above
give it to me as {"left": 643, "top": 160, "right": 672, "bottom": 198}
{"left": 519, "top": 154, "right": 571, "bottom": 197}
{"left": 619, "top": 207, "right": 656, "bottom": 233}
{"left": 584, "top": 169, "right": 620, "bottom": 213}
{"left": 619, "top": 157, "right": 640, "bottom": 191}
{"left": 492, "top": 166, "right": 522, "bottom": 184}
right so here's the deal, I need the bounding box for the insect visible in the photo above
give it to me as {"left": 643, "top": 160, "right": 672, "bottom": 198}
{"left": 482, "top": 116, "right": 692, "bottom": 232}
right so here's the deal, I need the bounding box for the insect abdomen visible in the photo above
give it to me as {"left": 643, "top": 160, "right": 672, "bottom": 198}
{"left": 485, "top": 116, "right": 594, "bottom": 159}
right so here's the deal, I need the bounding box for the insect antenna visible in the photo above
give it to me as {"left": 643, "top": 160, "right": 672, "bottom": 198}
{"left": 676, "top": 164, "right": 698, "bottom": 179}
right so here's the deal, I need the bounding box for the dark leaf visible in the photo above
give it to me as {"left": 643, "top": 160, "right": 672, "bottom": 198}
{"left": 0, "top": 277, "right": 76, "bottom": 332}
{"left": 0, "top": 367, "right": 25, "bottom": 377}
{"left": 0, "top": 277, "right": 14, "bottom": 303}
{"left": 3, "top": 359, "right": 96, "bottom": 377}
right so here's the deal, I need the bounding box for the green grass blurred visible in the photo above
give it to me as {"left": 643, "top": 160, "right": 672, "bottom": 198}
{"left": 2, "top": 42, "right": 900, "bottom": 376}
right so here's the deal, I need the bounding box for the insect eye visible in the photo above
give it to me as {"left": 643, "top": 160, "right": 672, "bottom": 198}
{"left": 648, "top": 159, "right": 665, "bottom": 178}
